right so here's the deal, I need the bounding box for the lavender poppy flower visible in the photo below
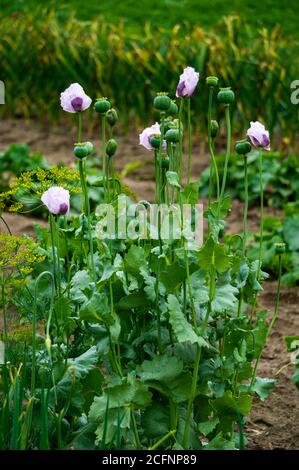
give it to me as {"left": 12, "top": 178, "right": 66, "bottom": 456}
{"left": 176, "top": 66, "right": 200, "bottom": 98}
{"left": 246, "top": 121, "right": 270, "bottom": 151}
{"left": 60, "top": 83, "right": 92, "bottom": 113}
{"left": 139, "top": 122, "right": 166, "bottom": 151}
{"left": 41, "top": 186, "right": 70, "bottom": 216}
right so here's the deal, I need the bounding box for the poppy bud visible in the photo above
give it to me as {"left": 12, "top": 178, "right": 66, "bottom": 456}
{"left": 217, "top": 87, "right": 235, "bottom": 105}
{"left": 106, "top": 138, "right": 118, "bottom": 157}
{"left": 171, "top": 118, "right": 181, "bottom": 130}
{"left": 210, "top": 120, "right": 219, "bottom": 138}
{"left": 167, "top": 100, "right": 178, "bottom": 116}
{"left": 150, "top": 135, "right": 161, "bottom": 149}
{"left": 161, "top": 156, "right": 170, "bottom": 169}
{"left": 73, "top": 141, "right": 93, "bottom": 159}
{"left": 154, "top": 93, "right": 171, "bottom": 111}
{"left": 165, "top": 128, "right": 180, "bottom": 143}
{"left": 45, "top": 335, "right": 52, "bottom": 354}
{"left": 274, "top": 242, "right": 286, "bottom": 254}
{"left": 106, "top": 108, "right": 118, "bottom": 126}
{"left": 94, "top": 98, "right": 111, "bottom": 114}
{"left": 235, "top": 139, "right": 252, "bottom": 155}
{"left": 162, "top": 117, "right": 174, "bottom": 134}
{"left": 206, "top": 76, "right": 219, "bottom": 88}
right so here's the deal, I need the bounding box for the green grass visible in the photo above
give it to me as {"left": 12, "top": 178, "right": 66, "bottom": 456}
{"left": 2, "top": 0, "right": 299, "bottom": 38}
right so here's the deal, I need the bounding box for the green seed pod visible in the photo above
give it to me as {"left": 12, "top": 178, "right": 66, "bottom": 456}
{"left": 206, "top": 76, "right": 219, "bottom": 88}
{"left": 274, "top": 242, "right": 286, "bottom": 254}
{"left": 73, "top": 141, "right": 93, "bottom": 159}
{"left": 84, "top": 141, "right": 94, "bottom": 155}
{"left": 167, "top": 100, "right": 178, "bottom": 116}
{"left": 162, "top": 118, "right": 174, "bottom": 134}
{"left": 171, "top": 118, "right": 181, "bottom": 130}
{"left": 150, "top": 135, "right": 161, "bottom": 149}
{"left": 217, "top": 87, "right": 235, "bottom": 105}
{"left": 106, "top": 138, "right": 118, "bottom": 157}
{"left": 165, "top": 128, "right": 180, "bottom": 143}
{"left": 94, "top": 98, "right": 111, "bottom": 114}
{"left": 106, "top": 108, "right": 118, "bottom": 126}
{"left": 235, "top": 139, "right": 252, "bottom": 155}
{"left": 210, "top": 120, "right": 219, "bottom": 138}
{"left": 161, "top": 156, "right": 170, "bottom": 169}
{"left": 153, "top": 93, "right": 171, "bottom": 111}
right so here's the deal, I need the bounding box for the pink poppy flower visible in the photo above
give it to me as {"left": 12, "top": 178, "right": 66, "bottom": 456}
{"left": 176, "top": 66, "right": 199, "bottom": 98}
{"left": 139, "top": 122, "right": 166, "bottom": 151}
{"left": 247, "top": 121, "right": 270, "bottom": 151}
{"left": 41, "top": 186, "right": 70, "bottom": 216}
{"left": 60, "top": 83, "right": 92, "bottom": 113}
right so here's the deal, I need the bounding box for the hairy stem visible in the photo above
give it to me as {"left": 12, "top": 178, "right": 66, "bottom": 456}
{"left": 187, "top": 97, "right": 192, "bottom": 184}
{"left": 257, "top": 151, "right": 264, "bottom": 277}
{"left": 219, "top": 105, "right": 231, "bottom": 206}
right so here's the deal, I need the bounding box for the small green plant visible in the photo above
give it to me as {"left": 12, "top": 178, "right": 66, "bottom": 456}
{"left": 246, "top": 214, "right": 299, "bottom": 286}
{"left": 0, "top": 144, "right": 48, "bottom": 191}
{"left": 200, "top": 151, "right": 299, "bottom": 208}
{"left": 284, "top": 336, "right": 299, "bottom": 390}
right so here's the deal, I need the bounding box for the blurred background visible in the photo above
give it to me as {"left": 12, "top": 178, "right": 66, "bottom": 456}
{"left": 1, "top": 0, "right": 298, "bottom": 142}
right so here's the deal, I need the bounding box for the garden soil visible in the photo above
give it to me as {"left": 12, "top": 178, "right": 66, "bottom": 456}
{"left": 0, "top": 118, "right": 298, "bottom": 450}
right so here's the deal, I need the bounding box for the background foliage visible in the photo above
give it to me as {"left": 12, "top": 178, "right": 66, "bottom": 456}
{"left": 0, "top": 7, "right": 298, "bottom": 145}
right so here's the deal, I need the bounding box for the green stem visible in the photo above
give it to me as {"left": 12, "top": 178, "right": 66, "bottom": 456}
{"left": 207, "top": 89, "right": 220, "bottom": 203}
{"left": 237, "top": 155, "right": 248, "bottom": 313}
{"left": 237, "top": 289, "right": 243, "bottom": 318}
{"left": 49, "top": 214, "right": 57, "bottom": 289}
{"left": 78, "top": 159, "right": 95, "bottom": 280}
{"left": 182, "top": 344, "right": 201, "bottom": 448}
{"left": 169, "top": 400, "right": 177, "bottom": 431}
{"left": 237, "top": 413, "right": 245, "bottom": 450}
{"left": 155, "top": 274, "right": 162, "bottom": 353}
{"left": 243, "top": 155, "right": 248, "bottom": 254}
{"left": 109, "top": 278, "right": 121, "bottom": 374}
{"left": 250, "top": 151, "right": 264, "bottom": 320}
{"left": 1, "top": 277, "right": 7, "bottom": 362}
{"left": 182, "top": 267, "right": 214, "bottom": 448}
{"left": 77, "top": 113, "right": 96, "bottom": 279}
{"left": 184, "top": 250, "right": 198, "bottom": 335}
{"left": 250, "top": 253, "right": 282, "bottom": 387}
{"left": 131, "top": 409, "right": 141, "bottom": 449}
{"left": 54, "top": 217, "right": 61, "bottom": 300}
{"left": 77, "top": 112, "right": 82, "bottom": 141}
{"left": 106, "top": 154, "right": 110, "bottom": 203}
{"left": 159, "top": 112, "right": 165, "bottom": 203}
{"left": 32, "top": 271, "right": 54, "bottom": 397}
{"left": 149, "top": 429, "right": 176, "bottom": 451}
{"left": 101, "top": 114, "right": 107, "bottom": 201}
{"left": 219, "top": 105, "right": 231, "bottom": 205}
{"left": 40, "top": 372, "right": 50, "bottom": 450}
{"left": 207, "top": 89, "right": 213, "bottom": 210}
{"left": 187, "top": 97, "right": 191, "bottom": 184}
{"left": 111, "top": 156, "right": 116, "bottom": 197}
{"left": 257, "top": 151, "right": 264, "bottom": 277}
{"left": 178, "top": 98, "right": 184, "bottom": 183}
{"left": 154, "top": 149, "right": 158, "bottom": 204}
{"left": 170, "top": 144, "right": 175, "bottom": 203}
